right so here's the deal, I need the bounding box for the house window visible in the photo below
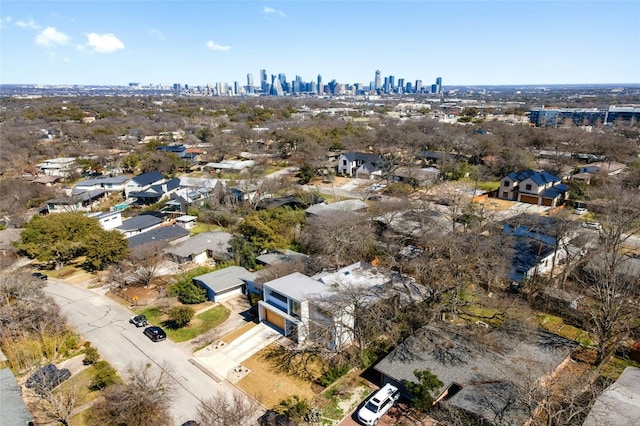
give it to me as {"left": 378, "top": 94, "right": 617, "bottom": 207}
{"left": 269, "top": 290, "right": 287, "bottom": 304}
{"left": 502, "top": 192, "right": 508, "bottom": 198}
{"left": 503, "top": 180, "right": 509, "bottom": 187}
{"left": 342, "top": 160, "right": 347, "bottom": 166}
{"left": 289, "top": 299, "right": 301, "bottom": 319}
{"left": 525, "top": 184, "right": 532, "bottom": 191}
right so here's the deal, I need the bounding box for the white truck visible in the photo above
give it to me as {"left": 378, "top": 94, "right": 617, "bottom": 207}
{"left": 357, "top": 383, "right": 400, "bottom": 425}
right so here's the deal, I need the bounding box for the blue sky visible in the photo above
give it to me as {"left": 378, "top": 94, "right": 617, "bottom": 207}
{"left": 1, "top": 1, "right": 639, "bottom": 86}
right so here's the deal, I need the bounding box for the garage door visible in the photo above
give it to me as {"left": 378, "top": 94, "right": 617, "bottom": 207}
{"left": 541, "top": 197, "right": 553, "bottom": 206}
{"left": 265, "top": 309, "right": 285, "bottom": 332}
{"left": 520, "top": 194, "right": 539, "bottom": 205}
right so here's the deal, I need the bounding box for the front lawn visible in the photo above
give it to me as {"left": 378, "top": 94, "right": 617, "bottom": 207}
{"left": 137, "top": 305, "right": 230, "bottom": 342}
{"left": 236, "top": 343, "right": 319, "bottom": 408}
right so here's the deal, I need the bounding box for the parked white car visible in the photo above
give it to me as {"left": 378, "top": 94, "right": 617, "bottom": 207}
{"left": 582, "top": 222, "right": 602, "bottom": 230}
{"left": 574, "top": 207, "right": 588, "bottom": 215}
{"left": 357, "top": 383, "right": 400, "bottom": 425}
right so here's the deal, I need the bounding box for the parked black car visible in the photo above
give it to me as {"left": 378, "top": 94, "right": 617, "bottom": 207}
{"left": 143, "top": 326, "right": 166, "bottom": 342}
{"left": 129, "top": 314, "right": 148, "bottom": 327}
{"left": 25, "top": 364, "right": 71, "bottom": 394}
{"left": 32, "top": 272, "right": 48, "bottom": 280}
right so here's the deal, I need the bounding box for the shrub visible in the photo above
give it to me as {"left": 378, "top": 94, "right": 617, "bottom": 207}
{"left": 169, "top": 280, "right": 207, "bottom": 304}
{"left": 91, "top": 360, "right": 119, "bottom": 390}
{"left": 318, "top": 364, "right": 350, "bottom": 387}
{"left": 83, "top": 343, "right": 100, "bottom": 365}
{"left": 168, "top": 306, "right": 196, "bottom": 328}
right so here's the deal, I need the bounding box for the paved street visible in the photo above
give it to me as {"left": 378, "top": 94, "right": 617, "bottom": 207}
{"left": 44, "top": 279, "right": 242, "bottom": 425}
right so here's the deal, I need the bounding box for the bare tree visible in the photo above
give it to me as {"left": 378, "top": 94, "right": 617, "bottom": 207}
{"left": 91, "top": 362, "right": 176, "bottom": 426}
{"left": 37, "top": 382, "right": 81, "bottom": 426}
{"left": 195, "top": 391, "right": 263, "bottom": 426}
{"left": 300, "top": 212, "right": 377, "bottom": 269}
{"left": 128, "top": 242, "right": 166, "bottom": 286}
{"left": 572, "top": 184, "right": 640, "bottom": 365}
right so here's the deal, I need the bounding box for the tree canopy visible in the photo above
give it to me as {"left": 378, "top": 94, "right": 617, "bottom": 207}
{"left": 18, "top": 212, "right": 129, "bottom": 270}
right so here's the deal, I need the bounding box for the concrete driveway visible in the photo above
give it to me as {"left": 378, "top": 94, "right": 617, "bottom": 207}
{"left": 192, "top": 322, "right": 281, "bottom": 383}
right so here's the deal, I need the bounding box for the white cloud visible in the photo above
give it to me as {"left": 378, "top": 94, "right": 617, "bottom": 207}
{"left": 16, "top": 18, "right": 40, "bottom": 29}
{"left": 150, "top": 29, "right": 166, "bottom": 41}
{"left": 85, "top": 32, "right": 124, "bottom": 53}
{"left": 263, "top": 6, "right": 285, "bottom": 17}
{"left": 35, "top": 27, "right": 70, "bottom": 48}
{"left": 205, "top": 40, "right": 231, "bottom": 51}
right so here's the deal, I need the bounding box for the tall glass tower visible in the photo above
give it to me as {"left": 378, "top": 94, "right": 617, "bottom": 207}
{"left": 374, "top": 70, "right": 382, "bottom": 90}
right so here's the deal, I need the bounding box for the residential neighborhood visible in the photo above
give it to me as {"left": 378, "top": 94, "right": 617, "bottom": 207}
{"left": 0, "top": 90, "right": 639, "bottom": 426}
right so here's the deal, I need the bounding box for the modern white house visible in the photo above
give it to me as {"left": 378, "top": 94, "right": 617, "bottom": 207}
{"left": 73, "top": 176, "right": 129, "bottom": 194}
{"left": 258, "top": 272, "right": 354, "bottom": 350}
{"left": 86, "top": 211, "right": 123, "bottom": 231}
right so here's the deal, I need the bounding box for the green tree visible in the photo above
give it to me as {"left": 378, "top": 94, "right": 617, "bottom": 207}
{"left": 91, "top": 361, "right": 120, "bottom": 390}
{"left": 298, "top": 163, "right": 316, "bottom": 184}
{"left": 238, "top": 207, "right": 305, "bottom": 251}
{"left": 169, "top": 279, "right": 207, "bottom": 304}
{"left": 230, "top": 236, "right": 257, "bottom": 270}
{"left": 403, "top": 369, "right": 443, "bottom": 412}
{"left": 168, "top": 306, "right": 195, "bottom": 328}
{"left": 18, "top": 213, "right": 126, "bottom": 270}
{"left": 84, "top": 229, "right": 129, "bottom": 271}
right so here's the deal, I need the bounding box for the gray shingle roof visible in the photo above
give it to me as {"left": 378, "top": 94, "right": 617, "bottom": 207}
{"left": 374, "top": 325, "right": 577, "bottom": 424}
{"left": 193, "top": 266, "right": 255, "bottom": 293}
{"left": 127, "top": 225, "right": 189, "bottom": 248}
{"left": 116, "top": 214, "right": 163, "bottom": 233}
{"left": 164, "top": 231, "right": 233, "bottom": 260}
{"left": 132, "top": 170, "right": 164, "bottom": 186}
{"left": 583, "top": 367, "right": 640, "bottom": 426}
{"left": 0, "top": 368, "right": 34, "bottom": 425}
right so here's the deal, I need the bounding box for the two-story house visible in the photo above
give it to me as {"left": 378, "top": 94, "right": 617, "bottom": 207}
{"left": 258, "top": 272, "right": 355, "bottom": 350}
{"left": 38, "top": 157, "right": 78, "bottom": 177}
{"left": 499, "top": 170, "right": 568, "bottom": 207}
{"left": 124, "top": 170, "right": 165, "bottom": 198}
{"left": 337, "top": 152, "right": 383, "bottom": 178}
{"left": 73, "top": 176, "right": 129, "bottom": 194}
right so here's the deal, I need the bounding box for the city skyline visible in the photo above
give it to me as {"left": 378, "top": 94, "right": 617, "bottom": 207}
{"left": 1, "top": 1, "right": 639, "bottom": 87}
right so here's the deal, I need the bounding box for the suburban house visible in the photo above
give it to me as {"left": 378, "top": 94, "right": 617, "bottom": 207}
{"left": 46, "top": 189, "right": 107, "bottom": 213}
{"left": 390, "top": 167, "right": 440, "bottom": 187}
{"left": 305, "top": 199, "right": 368, "bottom": 218}
{"left": 164, "top": 231, "right": 233, "bottom": 264}
{"left": 204, "top": 159, "right": 255, "bottom": 173}
{"left": 374, "top": 324, "right": 577, "bottom": 425}
{"left": 258, "top": 262, "right": 392, "bottom": 350}
{"left": 337, "top": 152, "right": 383, "bottom": 177}
{"left": 571, "top": 161, "right": 628, "bottom": 184}
{"left": 116, "top": 214, "right": 164, "bottom": 238}
{"left": 583, "top": 366, "right": 640, "bottom": 426}
{"left": 130, "top": 177, "right": 180, "bottom": 205}
{"left": 502, "top": 215, "right": 580, "bottom": 283}
{"left": 127, "top": 224, "right": 190, "bottom": 249}
{"left": 258, "top": 272, "right": 353, "bottom": 350}
{"left": 157, "top": 143, "right": 199, "bottom": 164}
{"left": 86, "top": 210, "right": 123, "bottom": 231}
{"left": 38, "top": 157, "right": 77, "bottom": 177}
{"left": 124, "top": 170, "right": 165, "bottom": 198}
{"left": 163, "top": 177, "right": 225, "bottom": 214}
{"left": 499, "top": 170, "right": 568, "bottom": 207}
{"left": 73, "top": 176, "right": 129, "bottom": 194}
{"left": 192, "top": 266, "right": 256, "bottom": 302}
